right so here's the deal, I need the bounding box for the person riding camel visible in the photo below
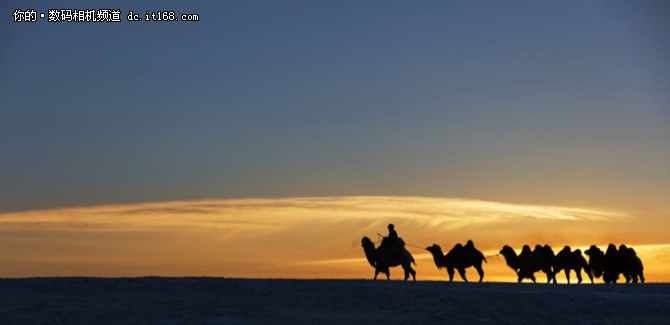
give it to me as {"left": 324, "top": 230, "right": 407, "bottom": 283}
{"left": 387, "top": 224, "right": 400, "bottom": 253}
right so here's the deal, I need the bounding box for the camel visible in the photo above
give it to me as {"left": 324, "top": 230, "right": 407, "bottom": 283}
{"left": 499, "top": 245, "right": 555, "bottom": 283}
{"left": 585, "top": 245, "right": 618, "bottom": 282}
{"left": 584, "top": 245, "right": 605, "bottom": 280}
{"left": 361, "top": 236, "right": 416, "bottom": 281}
{"left": 619, "top": 245, "right": 645, "bottom": 283}
{"left": 553, "top": 246, "right": 593, "bottom": 284}
{"left": 426, "top": 240, "right": 487, "bottom": 282}
{"left": 608, "top": 244, "right": 624, "bottom": 283}
{"left": 585, "top": 244, "right": 645, "bottom": 283}
{"left": 499, "top": 246, "right": 521, "bottom": 274}
{"left": 532, "top": 244, "right": 557, "bottom": 283}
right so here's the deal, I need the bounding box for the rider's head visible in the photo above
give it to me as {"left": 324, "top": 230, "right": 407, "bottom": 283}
{"left": 388, "top": 224, "right": 394, "bottom": 230}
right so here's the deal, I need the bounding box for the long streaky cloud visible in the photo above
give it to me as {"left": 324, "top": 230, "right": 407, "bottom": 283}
{"left": 0, "top": 196, "right": 628, "bottom": 232}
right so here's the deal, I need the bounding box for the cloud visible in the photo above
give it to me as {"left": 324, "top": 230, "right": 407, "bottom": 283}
{"left": 1, "top": 196, "right": 667, "bottom": 281}
{"left": 0, "top": 196, "right": 629, "bottom": 232}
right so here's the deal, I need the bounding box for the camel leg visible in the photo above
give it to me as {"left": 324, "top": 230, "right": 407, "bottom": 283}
{"left": 531, "top": 274, "right": 536, "bottom": 284}
{"left": 545, "top": 271, "right": 552, "bottom": 284}
{"left": 623, "top": 273, "right": 631, "bottom": 283}
{"left": 564, "top": 269, "right": 570, "bottom": 284}
{"left": 553, "top": 271, "right": 557, "bottom": 284}
{"left": 475, "top": 264, "right": 484, "bottom": 283}
{"left": 403, "top": 264, "right": 413, "bottom": 282}
{"left": 386, "top": 270, "right": 390, "bottom": 281}
{"left": 447, "top": 267, "right": 455, "bottom": 282}
{"left": 407, "top": 265, "right": 416, "bottom": 281}
{"left": 604, "top": 272, "right": 615, "bottom": 283}
{"left": 576, "top": 269, "right": 583, "bottom": 284}
{"left": 586, "top": 268, "right": 593, "bottom": 283}
{"left": 639, "top": 271, "right": 645, "bottom": 283}
{"left": 457, "top": 268, "right": 468, "bottom": 282}
{"left": 374, "top": 270, "right": 379, "bottom": 280}
{"left": 402, "top": 262, "right": 416, "bottom": 282}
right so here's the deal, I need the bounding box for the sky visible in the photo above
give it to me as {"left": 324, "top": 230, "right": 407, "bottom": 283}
{"left": 1, "top": 1, "right": 669, "bottom": 281}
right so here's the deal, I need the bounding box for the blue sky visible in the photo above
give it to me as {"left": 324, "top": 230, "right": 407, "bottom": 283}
{"left": 1, "top": 1, "right": 668, "bottom": 213}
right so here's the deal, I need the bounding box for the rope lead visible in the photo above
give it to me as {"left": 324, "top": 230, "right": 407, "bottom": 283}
{"left": 377, "top": 233, "right": 427, "bottom": 251}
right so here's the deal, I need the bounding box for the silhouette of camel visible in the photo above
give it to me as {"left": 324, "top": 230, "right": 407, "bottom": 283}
{"left": 604, "top": 244, "right": 622, "bottom": 283}
{"left": 584, "top": 245, "right": 605, "bottom": 280}
{"left": 499, "top": 245, "right": 555, "bottom": 283}
{"left": 361, "top": 236, "right": 416, "bottom": 281}
{"left": 619, "top": 245, "right": 645, "bottom": 283}
{"left": 426, "top": 240, "right": 487, "bottom": 282}
{"left": 553, "top": 246, "right": 593, "bottom": 284}
{"left": 585, "top": 244, "right": 645, "bottom": 283}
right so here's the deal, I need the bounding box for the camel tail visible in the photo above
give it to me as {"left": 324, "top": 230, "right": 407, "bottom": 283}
{"left": 411, "top": 255, "right": 416, "bottom": 266}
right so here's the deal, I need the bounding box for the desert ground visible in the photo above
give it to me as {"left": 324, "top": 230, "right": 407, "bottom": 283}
{"left": 1, "top": 278, "right": 668, "bottom": 324}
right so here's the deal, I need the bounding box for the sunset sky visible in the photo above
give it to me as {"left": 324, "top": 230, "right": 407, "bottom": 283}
{"left": 1, "top": 1, "right": 669, "bottom": 281}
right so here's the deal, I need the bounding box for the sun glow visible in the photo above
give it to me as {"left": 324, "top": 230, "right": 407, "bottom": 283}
{"left": 0, "top": 196, "right": 667, "bottom": 282}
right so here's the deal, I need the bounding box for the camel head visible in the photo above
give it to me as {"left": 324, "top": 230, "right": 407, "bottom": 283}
{"left": 499, "top": 245, "right": 516, "bottom": 257}
{"left": 499, "top": 245, "right": 518, "bottom": 270}
{"left": 426, "top": 244, "right": 444, "bottom": 256}
{"left": 584, "top": 245, "right": 602, "bottom": 257}
{"left": 361, "top": 237, "right": 376, "bottom": 268}
{"left": 584, "top": 245, "right": 605, "bottom": 278}
{"left": 361, "top": 236, "right": 374, "bottom": 249}
{"left": 426, "top": 244, "right": 445, "bottom": 269}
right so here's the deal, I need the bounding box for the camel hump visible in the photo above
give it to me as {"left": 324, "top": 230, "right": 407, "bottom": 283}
{"left": 606, "top": 243, "right": 617, "bottom": 253}
{"left": 542, "top": 244, "right": 554, "bottom": 253}
{"left": 397, "top": 238, "right": 406, "bottom": 248}
{"left": 574, "top": 249, "right": 582, "bottom": 255}
{"left": 465, "top": 240, "right": 475, "bottom": 249}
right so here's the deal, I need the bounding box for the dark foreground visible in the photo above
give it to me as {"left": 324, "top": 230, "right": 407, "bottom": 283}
{"left": 1, "top": 278, "right": 668, "bottom": 324}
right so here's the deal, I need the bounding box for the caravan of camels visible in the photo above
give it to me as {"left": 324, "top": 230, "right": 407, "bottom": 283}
{"left": 362, "top": 224, "right": 645, "bottom": 284}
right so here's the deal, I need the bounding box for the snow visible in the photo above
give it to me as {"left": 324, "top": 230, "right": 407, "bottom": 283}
{"left": 1, "top": 277, "right": 668, "bottom": 324}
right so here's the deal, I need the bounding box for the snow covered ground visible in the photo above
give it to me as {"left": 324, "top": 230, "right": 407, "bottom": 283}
{"left": 1, "top": 278, "right": 668, "bottom": 324}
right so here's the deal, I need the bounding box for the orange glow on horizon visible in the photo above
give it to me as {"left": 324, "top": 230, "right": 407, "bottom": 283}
{"left": 1, "top": 196, "right": 668, "bottom": 282}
